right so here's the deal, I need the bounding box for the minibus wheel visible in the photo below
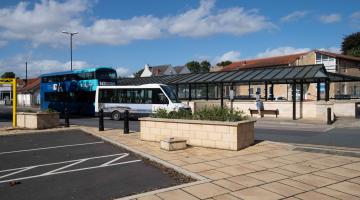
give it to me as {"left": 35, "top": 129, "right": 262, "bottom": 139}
{"left": 111, "top": 111, "right": 121, "bottom": 121}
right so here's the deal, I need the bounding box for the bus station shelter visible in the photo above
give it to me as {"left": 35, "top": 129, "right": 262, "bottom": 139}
{"left": 119, "top": 64, "right": 360, "bottom": 120}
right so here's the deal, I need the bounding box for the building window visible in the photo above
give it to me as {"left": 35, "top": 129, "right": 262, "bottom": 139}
{"left": 249, "top": 88, "right": 253, "bottom": 96}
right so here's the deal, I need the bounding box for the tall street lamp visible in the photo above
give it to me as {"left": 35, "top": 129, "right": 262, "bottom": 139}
{"left": 62, "top": 31, "right": 78, "bottom": 71}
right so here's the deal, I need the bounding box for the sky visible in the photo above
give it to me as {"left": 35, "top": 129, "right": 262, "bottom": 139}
{"left": 0, "top": 0, "right": 359, "bottom": 78}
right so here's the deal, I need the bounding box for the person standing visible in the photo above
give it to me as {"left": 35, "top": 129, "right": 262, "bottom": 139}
{"left": 255, "top": 91, "right": 264, "bottom": 118}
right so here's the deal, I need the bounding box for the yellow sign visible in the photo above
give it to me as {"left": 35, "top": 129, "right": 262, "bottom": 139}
{"left": 0, "top": 78, "right": 17, "bottom": 127}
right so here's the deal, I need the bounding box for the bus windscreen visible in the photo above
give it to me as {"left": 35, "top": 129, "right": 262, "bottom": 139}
{"left": 160, "top": 85, "right": 181, "bottom": 103}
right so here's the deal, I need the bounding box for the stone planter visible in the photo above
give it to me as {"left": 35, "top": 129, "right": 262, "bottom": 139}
{"left": 17, "top": 112, "right": 60, "bottom": 129}
{"left": 139, "top": 117, "right": 256, "bottom": 151}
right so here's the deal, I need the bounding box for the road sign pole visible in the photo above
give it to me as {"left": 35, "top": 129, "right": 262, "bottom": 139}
{"left": 12, "top": 79, "right": 17, "bottom": 128}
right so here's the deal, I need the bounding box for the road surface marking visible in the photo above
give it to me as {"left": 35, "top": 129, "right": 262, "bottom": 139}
{"left": 0, "top": 153, "right": 141, "bottom": 184}
{"left": 0, "top": 141, "right": 104, "bottom": 155}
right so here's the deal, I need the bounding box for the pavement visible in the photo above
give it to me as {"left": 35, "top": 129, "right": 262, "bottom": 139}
{"left": 76, "top": 126, "right": 360, "bottom": 200}
{"left": 0, "top": 129, "right": 182, "bottom": 200}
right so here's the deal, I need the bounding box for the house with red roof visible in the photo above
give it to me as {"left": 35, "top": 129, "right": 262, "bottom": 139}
{"left": 17, "top": 78, "right": 41, "bottom": 107}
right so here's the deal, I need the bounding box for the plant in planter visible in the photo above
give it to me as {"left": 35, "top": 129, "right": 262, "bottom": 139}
{"left": 151, "top": 106, "right": 248, "bottom": 122}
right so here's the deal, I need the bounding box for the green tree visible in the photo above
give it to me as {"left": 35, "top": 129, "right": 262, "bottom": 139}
{"left": 1, "top": 72, "right": 16, "bottom": 78}
{"left": 341, "top": 32, "right": 360, "bottom": 57}
{"left": 185, "top": 61, "right": 201, "bottom": 73}
{"left": 133, "top": 69, "right": 144, "bottom": 78}
{"left": 216, "top": 60, "right": 232, "bottom": 67}
{"left": 200, "top": 60, "right": 211, "bottom": 72}
{"left": 185, "top": 60, "right": 211, "bottom": 73}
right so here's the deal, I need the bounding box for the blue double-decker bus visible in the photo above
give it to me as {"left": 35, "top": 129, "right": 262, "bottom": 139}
{"left": 40, "top": 67, "right": 117, "bottom": 116}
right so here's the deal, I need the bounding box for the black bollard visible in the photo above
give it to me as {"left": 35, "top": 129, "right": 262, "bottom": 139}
{"left": 124, "top": 109, "right": 129, "bottom": 134}
{"left": 64, "top": 107, "right": 69, "bottom": 127}
{"left": 327, "top": 107, "right": 332, "bottom": 125}
{"left": 99, "top": 109, "right": 104, "bottom": 131}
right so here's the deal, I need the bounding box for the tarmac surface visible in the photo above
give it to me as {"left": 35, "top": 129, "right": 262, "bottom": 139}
{"left": 1, "top": 105, "right": 360, "bottom": 149}
{"left": 0, "top": 130, "right": 178, "bottom": 200}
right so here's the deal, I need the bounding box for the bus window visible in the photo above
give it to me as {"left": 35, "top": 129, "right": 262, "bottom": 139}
{"left": 126, "top": 89, "right": 144, "bottom": 103}
{"left": 99, "top": 89, "right": 116, "bottom": 103}
{"left": 152, "top": 89, "right": 168, "bottom": 104}
{"left": 96, "top": 68, "right": 117, "bottom": 80}
{"left": 78, "top": 72, "right": 95, "bottom": 80}
{"left": 117, "top": 89, "right": 127, "bottom": 103}
{"left": 144, "top": 89, "right": 152, "bottom": 104}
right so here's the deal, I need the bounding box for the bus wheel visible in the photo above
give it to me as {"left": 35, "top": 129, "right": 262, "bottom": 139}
{"left": 111, "top": 111, "right": 121, "bottom": 121}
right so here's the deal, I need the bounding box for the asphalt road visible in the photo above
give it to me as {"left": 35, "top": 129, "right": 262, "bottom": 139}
{"left": 1, "top": 105, "right": 360, "bottom": 149}
{"left": 0, "top": 130, "right": 179, "bottom": 200}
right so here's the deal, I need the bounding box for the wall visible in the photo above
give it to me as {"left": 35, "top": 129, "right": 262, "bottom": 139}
{"left": 295, "top": 52, "right": 316, "bottom": 66}
{"left": 332, "top": 100, "right": 360, "bottom": 117}
{"left": 140, "top": 117, "right": 255, "bottom": 150}
{"left": 184, "top": 99, "right": 351, "bottom": 122}
{"left": 17, "top": 94, "right": 31, "bottom": 106}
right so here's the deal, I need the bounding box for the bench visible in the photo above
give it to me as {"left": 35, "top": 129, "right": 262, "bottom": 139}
{"left": 249, "top": 109, "right": 279, "bottom": 118}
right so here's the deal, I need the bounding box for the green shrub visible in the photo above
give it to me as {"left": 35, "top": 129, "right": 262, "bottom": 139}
{"left": 193, "top": 106, "right": 247, "bottom": 122}
{"left": 151, "top": 108, "right": 192, "bottom": 119}
{"left": 151, "top": 106, "right": 247, "bottom": 122}
{"left": 43, "top": 108, "right": 57, "bottom": 113}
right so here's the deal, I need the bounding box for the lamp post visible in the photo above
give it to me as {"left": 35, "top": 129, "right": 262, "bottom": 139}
{"left": 62, "top": 31, "right": 78, "bottom": 71}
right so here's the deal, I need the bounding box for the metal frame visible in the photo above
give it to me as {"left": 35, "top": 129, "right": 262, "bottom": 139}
{"left": 0, "top": 78, "right": 17, "bottom": 127}
{"left": 119, "top": 64, "right": 353, "bottom": 86}
{"left": 118, "top": 64, "right": 360, "bottom": 120}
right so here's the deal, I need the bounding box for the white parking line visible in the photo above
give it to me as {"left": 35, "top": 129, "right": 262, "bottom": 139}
{"left": 0, "top": 153, "right": 141, "bottom": 184}
{"left": 0, "top": 141, "right": 104, "bottom": 155}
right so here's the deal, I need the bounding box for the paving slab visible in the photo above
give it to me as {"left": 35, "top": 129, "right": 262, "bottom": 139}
{"left": 183, "top": 183, "right": 230, "bottom": 199}
{"left": 231, "top": 187, "right": 284, "bottom": 200}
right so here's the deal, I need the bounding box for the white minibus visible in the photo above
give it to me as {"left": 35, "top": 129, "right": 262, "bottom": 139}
{"left": 95, "top": 84, "right": 190, "bottom": 120}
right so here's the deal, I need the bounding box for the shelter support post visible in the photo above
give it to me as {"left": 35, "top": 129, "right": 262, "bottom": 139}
{"left": 270, "top": 83, "right": 274, "bottom": 100}
{"left": 325, "top": 80, "right": 329, "bottom": 101}
{"left": 265, "top": 82, "right": 268, "bottom": 101}
{"left": 206, "top": 83, "right": 209, "bottom": 101}
{"left": 317, "top": 81, "right": 321, "bottom": 101}
{"left": 220, "top": 83, "right": 224, "bottom": 108}
{"left": 248, "top": 82, "right": 251, "bottom": 99}
{"left": 188, "top": 84, "right": 192, "bottom": 101}
{"left": 175, "top": 84, "right": 179, "bottom": 98}
{"left": 292, "top": 82, "right": 296, "bottom": 120}
{"left": 300, "top": 81, "right": 303, "bottom": 102}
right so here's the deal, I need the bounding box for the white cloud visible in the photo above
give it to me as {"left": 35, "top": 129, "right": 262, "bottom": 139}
{"left": 0, "top": 54, "right": 90, "bottom": 78}
{"left": 350, "top": 11, "right": 360, "bottom": 28}
{"left": 318, "top": 47, "right": 341, "bottom": 53}
{"left": 214, "top": 51, "right": 241, "bottom": 63}
{"left": 0, "top": 0, "right": 274, "bottom": 47}
{"left": 351, "top": 11, "right": 360, "bottom": 19}
{"left": 115, "top": 67, "right": 130, "bottom": 77}
{"left": 0, "top": 40, "right": 7, "bottom": 48}
{"left": 256, "top": 46, "right": 342, "bottom": 58}
{"left": 168, "top": 0, "right": 273, "bottom": 37}
{"left": 256, "top": 47, "right": 310, "bottom": 58}
{"left": 319, "top": 14, "right": 341, "bottom": 24}
{"left": 280, "top": 11, "right": 309, "bottom": 22}
{"left": 0, "top": 0, "right": 89, "bottom": 47}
